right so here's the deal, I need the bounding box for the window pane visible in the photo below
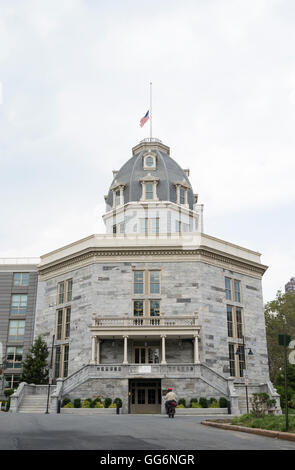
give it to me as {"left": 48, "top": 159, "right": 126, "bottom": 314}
{"left": 227, "top": 305, "right": 233, "bottom": 337}
{"left": 150, "top": 300, "right": 160, "bottom": 316}
{"left": 225, "top": 278, "right": 231, "bottom": 300}
{"left": 133, "top": 301, "right": 143, "bottom": 316}
{"left": 236, "top": 307, "right": 243, "bottom": 339}
{"left": 138, "top": 389, "right": 145, "bottom": 404}
{"left": 150, "top": 272, "right": 160, "bottom": 294}
{"left": 151, "top": 218, "right": 159, "bottom": 234}
{"left": 145, "top": 156, "right": 154, "bottom": 167}
{"left": 65, "top": 307, "right": 71, "bottom": 338}
{"left": 11, "top": 294, "right": 27, "bottom": 315}
{"left": 58, "top": 282, "right": 64, "bottom": 304}
{"left": 229, "top": 344, "right": 235, "bottom": 376}
{"left": 115, "top": 190, "right": 120, "bottom": 206}
{"left": 234, "top": 280, "right": 241, "bottom": 302}
{"left": 13, "top": 273, "right": 21, "bottom": 286}
{"left": 134, "top": 272, "right": 144, "bottom": 294}
{"left": 148, "top": 389, "right": 156, "bottom": 404}
{"left": 140, "top": 219, "right": 148, "bottom": 234}
{"left": 67, "top": 279, "right": 73, "bottom": 302}
{"left": 180, "top": 188, "right": 185, "bottom": 204}
{"left": 175, "top": 221, "right": 181, "bottom": 232}
{"left": 145, "top": 183, "right": 153, "bottom": 200}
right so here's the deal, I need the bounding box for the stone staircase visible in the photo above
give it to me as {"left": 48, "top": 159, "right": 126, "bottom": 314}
{"left": 18, "top": 394, "right": 48, "bottom": 413}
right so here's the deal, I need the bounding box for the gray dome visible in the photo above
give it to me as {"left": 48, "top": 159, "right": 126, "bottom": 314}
{"left": 106, "top": 141, "right": 195, "bottom": 210}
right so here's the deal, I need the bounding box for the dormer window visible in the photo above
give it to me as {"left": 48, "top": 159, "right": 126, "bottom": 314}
{"left": 140, "top": 174, "right": 159, "bottom": 201}
{"left": 110, "top": 182, "right": 125, "bottom": 209}
{"left": 143, "top": 153, "right": 156, "bottom": 170}
{"left": 175, "top": 181, "right": 190, "bottom": 206}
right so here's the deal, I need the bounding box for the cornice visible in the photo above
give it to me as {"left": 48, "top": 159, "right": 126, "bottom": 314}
{"left": 38, "top": 244, "right": 268, "bottom": 279}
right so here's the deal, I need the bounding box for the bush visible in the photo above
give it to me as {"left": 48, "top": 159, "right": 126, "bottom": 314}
{"left": 191, "top": 402, "right": 202, "bottom": 408}
{"left": 91, "top": 398, "right": 102, "bottom": 408}
{"left": 94, "top": 401, "right": 104, "bottom": 408}
{"left": 219, "top": 397, "right": 228, "bottom": 408}
{"left": 113, "top": 398, "right": 122, "bottom": 408}
{"left": 209, "top": 397, "right": 217, "bottom": 405}
{"left": 74, "top": 398, "right": 81, "bottom": 408}
{"left": 178, "top": 398, "right": 186, "bottom": 408}
{"left": 199, "top": 397, "right": 208, "bottom": 408}
{"left": 4, "top": 389, "right": 14, "bottom": 411}
{"left": 209, "top": 401, "right": 218, "bottom": 408}
{"left": 189, "top": 398, "right": 199, "bottom": 407}
{"left": 290, "top": 395, "right": 295, "bottom": 409}
{"left": 82, "top": 400, "right": 91, "bottom": 408}
{"left": 176, "top": 404, "right": 185, "bottom": 408}
{"left": 64, "top": 402, "right": 73, "bottom": 408}
{"left": 61, "top": 398, "right": 71, "bottom": 408}
{"left": 250, "top": 393, "right": 276, "bottom": 418}
{"left": 109, "top": 403, "right": 117, "bottom": 408}
{"left": 104, "top": 397, "right": 112, "bottom": 408}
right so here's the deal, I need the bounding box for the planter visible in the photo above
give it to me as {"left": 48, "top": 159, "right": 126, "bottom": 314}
{"left": 61, "top": 407, "right": 117, "bottom": 415}
{"left": 176, "top": 408, "right": 228, "bottom": 415}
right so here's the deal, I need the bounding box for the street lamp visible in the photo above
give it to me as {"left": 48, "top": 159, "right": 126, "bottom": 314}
{"left": 235, "top": 336, "right": 254, "bottom": 414}
{"left": 45, "top": 335, "right": 55, "bottom": 414}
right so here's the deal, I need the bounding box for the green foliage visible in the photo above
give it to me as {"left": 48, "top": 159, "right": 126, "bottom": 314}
{"left": 264, "top": 291, "right": 295, "bottom": 384}
{"left": 82, "top": 400, "right": 91, "bottom": 408}
{"left": 64, "top": 402, "right": 73, "bottom": 408}
{"left": 94, "top": 401, "right": 104, "bottom": 408}
{"left": 20, "top": 335, "right": 49, "bottom": 385}
{"left": 109, "top": 403, "right": 116, "bottom": 408}
{"left": 250, "top": 393, "right": 276, "bottom": 417}
{"left": 219, "top": 397, "right": 228, "bottom": 408}
{"left": 191, "top": 402, "right": 202, "bottom": 408}
{"left": 73, "top": 398, "right": 81, "bottom": 408}
{"left": 90, "top": 398, "right": 101, "bottom": 408}
{"left": 4, "top": 389, "right": 14, "bottom": 398}
{"left": 176, "top": 404, "right": 185, "bottom": 408}
{"left": 61, "top": 398, "right": 71, "bottom": 407}
{"left": 231, "top": 413, "right": 295, "bottom": 433}
{"left": 104, "top": 397, "right": 112, "bottom": 408}
{"left": 113, "top": 398, "right": 122, "bottom": 408}
{"left": 189, "top": 398, "right": 198, "bottom": 407}
{"left": 178, "top": 398, "right": 186, "bottom": 407}
{"left": 199, "top": 397, "right": 208, "bottom": 408}
{"left": 209, "top": 401, "right": 218, "bottom": 408}
{"left": 209, "top": 397, "right": 217, "bottom": 405}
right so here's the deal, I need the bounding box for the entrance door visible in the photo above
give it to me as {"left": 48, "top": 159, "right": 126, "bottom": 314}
{"left": 129, "top": 379, "right": 162, "bottom": 414}
{"left": 133, "top": 346, "right": 160, "bottom": 364}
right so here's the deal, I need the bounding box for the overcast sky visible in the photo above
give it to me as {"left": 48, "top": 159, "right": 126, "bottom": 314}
{"left": 0, "top": 0, "right": 294, "bottom": 303}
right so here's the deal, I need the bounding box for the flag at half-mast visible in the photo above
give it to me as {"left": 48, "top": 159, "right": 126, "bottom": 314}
{"left": 140, "top": 110, "right": 149, "bottom": 127}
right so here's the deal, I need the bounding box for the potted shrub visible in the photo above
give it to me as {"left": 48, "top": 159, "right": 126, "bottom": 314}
{"left": 74, "top": 398, "right": 81, "bottom": 408}
{"left": 178, "top": 398, "right": 186, "bottom": 407}
{"left": 189, "top": 398, "right": 199, "bottom": 407}
{"left": 104, "top": 397, "right": 112, "bottom": 408}
{"left": 219, "top": 397, "right": 228, "bottom": 408}
{"left": 82, "top": 399, "right": 91, "bottom": 408}
{"left": 113, "top": 398, "right": 123, "bottom": 408}
{"left": 94, "top": 401, "right": 104, "bottom": 408}
{"left": 191, "top": 402, "right": 202, "bottom": 408}
{"left": 64, "top": 401, "right": 74, "bottom": 408}
{"left": 61, "top": 398, "right": 71, "bottom": 408}
{"left": 199, "top": 397, "right": 208, "bottom": 408}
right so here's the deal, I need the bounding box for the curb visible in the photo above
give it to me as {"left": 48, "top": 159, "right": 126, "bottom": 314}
{"left": 201, "top": 420, "right": 295, "bottom": 443}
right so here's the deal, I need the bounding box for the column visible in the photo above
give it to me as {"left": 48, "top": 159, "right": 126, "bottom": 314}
{"left": 123, "top": 335, "right": 128, "bottom": 364}
{"left": 96, "top": 338, "right": 101, "bottom": 365}
{"left": 194, "top": 334, "right": 200, "bottom": 364}
{"left": 90, "top": 335, "right": 96, "bottom": 364}
{"left": 161, "top": 335, "right": 167, "bottom": 364}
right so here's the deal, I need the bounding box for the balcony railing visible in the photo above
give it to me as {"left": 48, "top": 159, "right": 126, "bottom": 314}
{"left": 92, "top": 315, "right": 198, "bottom": 328}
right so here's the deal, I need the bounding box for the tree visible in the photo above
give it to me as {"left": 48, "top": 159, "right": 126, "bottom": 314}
{"left": 20, "top": 335, "right": 49, "bottom": 384}
{"left": 264, "top": 291, "right": 295, "bottom": 384}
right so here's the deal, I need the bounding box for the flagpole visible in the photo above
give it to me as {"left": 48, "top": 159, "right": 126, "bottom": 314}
{"left": 150, "top": 82, "right": 152, "bottom": 140}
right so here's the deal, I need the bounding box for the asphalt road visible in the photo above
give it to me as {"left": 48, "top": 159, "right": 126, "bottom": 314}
{"left": 0, "top": 413, "right": 295, "bottom": 450}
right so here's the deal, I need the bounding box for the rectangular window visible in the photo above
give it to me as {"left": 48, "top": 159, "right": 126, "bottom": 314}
{"left": 67, "top": 279, "right": 73, "bottom": 302}
{"left": 228, "top": 344, "right": 235, "bottom": 377}
{"left": 180, "top": 188, "right": 185, "bottom": 204}
{"left": 175, "top": 220, "right": 181, "bottom": 232}
{"left": 8, "top": 320, "right": 25, "bottom": 341}
{"left": 4, "top": 374, "right": 21, "bottom": 390}
{"left": 115, "top": 190, "right": 120, "bottom": 206}
{"left": 54, "top": 346, "right": 61, "bottom": 379}
{"left": 11, "top": 294, "right": 27, "bottom": 315}
{"left": 138, "top": 389, "right": 145, "bottom": 404}
{"left": 236, "top": 307, "right": 243, "bottom": 339}
{"left": 149, "top": 271, "right": 160, "bottom": 294}
{"left": 140, "top": 218, "right": 148, "bottom": 234}
{"left": 56, "top": 307, "right": 71, "bottom": 340}
{"left": 6, "top": 347, "right": 23, "bottom": 369}
{"left": 151, "top": 218, "right": 159, "bottom": 234}
{"left": 56, "top": 309, "right": 63, "bottom": 340}
{"left": 145, "top": 183, "right": 154, "bottom": 200}
{"left": 58, "top": 282, "right": 65, "bottom": 304}
{"left": 113, "top": 224, "right": 117, "bottom": 234}
{"left": 134, "top": 271, "right": 144, "bottom": 294}
{"left": 227, "top": 305, "right": 233, "bottom": 337}
{"left": 133, "top": 300, "right": 144, "bottom": 317}
{"left": 237, "top": 345, "right": 245, "bottom": 377}
{"left": 119, "top": 222, "right": 125, "bottom": 233}
{"left": 234, "top": 280, "right": 241, "bottom": 302}
{"left": 150, "top": 300, "right": 160, "bottom": 317}
{"left": 13, "top": 273, "right": 29, "bottom": 287}
{"left": 225, "top": 278, "right": 231, "bottom": 300}
{"left": 63, "top": 344, "right": 69, "bottom": 378}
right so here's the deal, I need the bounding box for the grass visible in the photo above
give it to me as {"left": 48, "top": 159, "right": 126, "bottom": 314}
{"left": 230, "top": 413, "right": 295, "bottom": 433}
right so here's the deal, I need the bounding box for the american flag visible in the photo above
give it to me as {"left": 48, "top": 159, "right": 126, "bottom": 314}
{"left": 140, "top": 110, "right": 149, "bottom": 127}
